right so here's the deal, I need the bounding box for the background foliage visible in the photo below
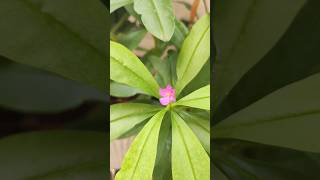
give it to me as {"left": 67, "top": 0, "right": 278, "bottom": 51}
{"left": 213, "top": 0, "right": 320, "bottom": 179}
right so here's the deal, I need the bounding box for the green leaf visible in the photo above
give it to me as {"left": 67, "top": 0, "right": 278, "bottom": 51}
{"left": 0, "top": 58, "right": 106, "bottom": 113}
{"left": 213, "top": 164, "right": 229, "bottom": 180}
{"left": 175, "top": 14, "right": 210, "bottom": 96}
{"left": 213, "top": 139, "right": 320, "bottom": 179}
{"left": 0, "top": 0, "right": 108, "bottom": 92}
{"left": 213, "top": 0, "right": 306, "bottom": 108}
{"left": 214, "top": 0, "right": 320, "bottom": 123}
{"left": 153, "top": 113, "right": 172, "bottom": 180}
{"left": 175, "top": 85, "right": 210, "bottom": 110}
{"left": 179, "top": 60, "right": 210, "bottom": 98}
{"left": 213, "top": 73, "right": 320, "bottom": 152}
{"left": 149, "top": 55, "right": 172, "bottom": 87}
{"left": 0, "top": 131, "right": 107, "bottom": 179}
{"left": 111, "top": 0, "right": 133, "bottom": 13}
{"left": 117, "top": 29, "right": 147, "bottom": 50}
{"left": 170, "top": 19, "right": 189, "bottom": 49}
{"left": 110, "top": 82, "right": 144, "bottom": 97}
{"left": 178, "top": 110, "right": 210, "bottom": 153}
{"left": 133, "top": 0, "right": 175, "bottom": 41}
{"left": 110, "top": 41, "right": 160, "bottom": 98}
{"left": 115, "top": 109, "right": 167, "bottom": 180}
{"left": 171, "top": 111, "right": 210, "bottom": 180}
{"left": 110, "top": 103, "right": 162, "bottom": 141}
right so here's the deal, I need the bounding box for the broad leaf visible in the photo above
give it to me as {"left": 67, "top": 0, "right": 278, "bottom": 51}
{"left": 0, "top": 0, "right": 108, "bottom": 91}
{"left": 110, "top": 41, "right": 160, "bottom": 98}
{"left": 0, "top": 59, "right": 106, "bottom": 113}
{"left": 175, "top": 14, "right": 210, "bottom": 96}
{"left": 175, "top": 85, "right": 210, "bottom": 110}
{"left": 214, "top": 0, "right": 320, "bottom": 123}
{"left": 178, "top": 110, "right": 210, "bottom": 153}
{"left": 0, "top": 131, "right": 107, "bottom": 179}
{"left": 110, "top": 103, "right": 162, "bottom": 141}
{"left": 111, "top": 0, "right": 133, "bottom": 13}
{"left": 171, "top": 111, "right": 210, "bottom": 180}
{"left": 213, "top": 73, "right": 320, "bottom": 152}
{"left": 115, "top": 109, "right": 167, "bottom": 180}
{"left": 213, "top": 0, "right": 306, "bottom": 108}
{"left": 133, "top": 0, "right": 175, "bottom": 41}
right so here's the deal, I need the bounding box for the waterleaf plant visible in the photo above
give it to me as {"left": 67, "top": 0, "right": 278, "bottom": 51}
{"left": 110, "top": 13, "right": 210, "bottom": 180}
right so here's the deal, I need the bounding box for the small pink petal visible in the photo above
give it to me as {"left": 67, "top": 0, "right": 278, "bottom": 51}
{"left": 169, "top": 96, "right": 176, "bottom": 102}
{"left": 159, "top": 88, "right": 167, "bottom": 97}
{"left": 166, "top": 85, "right": 173, "bottom": 90}
{"left": 160, "top": 97, "right": 170, "bottom": 105}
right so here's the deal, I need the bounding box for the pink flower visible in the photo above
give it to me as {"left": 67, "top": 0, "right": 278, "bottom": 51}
{"left": 159, "top": 85, "right": 176, "bottom": 106}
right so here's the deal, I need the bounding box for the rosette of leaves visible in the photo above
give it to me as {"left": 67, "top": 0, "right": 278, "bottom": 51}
{"left": 110, "top": 14, "right": 210, "bottom": 180}
{"left": 213, "top": 0, "right": 320, "bottom": 179}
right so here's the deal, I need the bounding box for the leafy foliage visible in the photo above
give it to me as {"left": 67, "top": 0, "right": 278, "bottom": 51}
{"left": 110, "top": 3, "right": 210, "bottom": 179}
{"left": 213, "top": 0, "right": 320, "bottom": 178}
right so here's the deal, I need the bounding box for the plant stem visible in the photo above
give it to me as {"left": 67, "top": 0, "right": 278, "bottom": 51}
{"left": 110, "top": 15, "right": 129, "bottom": 35}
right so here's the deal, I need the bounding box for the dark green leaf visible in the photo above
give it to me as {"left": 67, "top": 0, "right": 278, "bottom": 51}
{"left": 213, "top": 0, "right": 306, "bottom": 109}
{"left": 0, "top": 0, "right": 108, "bottom": 91}
{"left": 0, "top": 59, "right": 106, "bottom": 113}
{"left": 213, "top": 73, "right": 320, "bottom": 152}
{"left": 0, "top": 131, "right": 107, "bottom": 179}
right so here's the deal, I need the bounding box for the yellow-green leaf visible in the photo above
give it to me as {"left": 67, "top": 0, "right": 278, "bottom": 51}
{"left": 115, "top": 109, "right": 167, "bottom": 180}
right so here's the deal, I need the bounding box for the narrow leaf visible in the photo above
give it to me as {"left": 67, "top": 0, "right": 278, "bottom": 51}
{"left": 115, "top": 109, "right": 167, "bottom": 180}
{"left": 133, "top": 0, "right": 175, "bottom": 41}
{"left": 171, "top": 111, "right": 210, "bottom": 180}
{"left": 175, "top": 14, "right": 210, "bottom": 96}
{"left": 110, "top": 41, "right": 160, "bottom": 98}
{"left": 175, "top": 85, "right": 210, "bottom": 110}
{"left": 178, "top": 111, "right": 210, "bottom": 153}
{"left": 213, "top": 73, "right": 320, "bottom": 152}
{"left": 111, "top": 0, "right": 133, "bottom": 13}
{"left": 110, "top": 103, "right": 162, "bottom": 141}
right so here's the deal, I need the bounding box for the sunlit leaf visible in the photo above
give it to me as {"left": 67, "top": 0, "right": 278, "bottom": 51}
{"left": 110, "top": 41, "right": 160, "bottom": 98}
{"left": 110, "top": 103, "right": 162, "bottom": 141}
{"left": 115, "top": 109, "right": 167, "bottom": 180}
{"left": 175, "top": 14, "right": 210, "bottom": 96}
{"left": 133, "top": 0, "right": 175, "bottom": 41}
{"left": 171, "top": 111, "right": 210, "bottom": 180}
{"left": 111, "top": 0, "right": 133, "bottom": 13}
{"left": 175, "top": 85, "right": 210, "bottom": 110}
